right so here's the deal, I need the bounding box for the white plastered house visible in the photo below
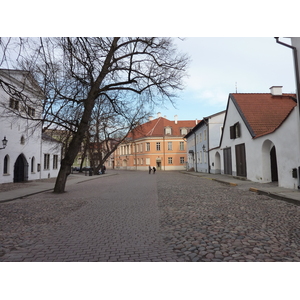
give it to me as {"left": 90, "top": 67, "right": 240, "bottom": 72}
{"left": 219, "top": 86, "right": 300, "bottom": 189}
{"left": 0, "top": 69, "right": 61, "bottom": 183}
{"left": 185, "top": 110, "right": 225, "bottom": 174}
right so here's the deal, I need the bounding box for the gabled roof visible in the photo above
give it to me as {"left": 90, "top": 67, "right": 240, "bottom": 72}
{"left": 230, "top": 93, "right": 297, "bottom": 138}
{"left": 127, "top": 117, "right": 199, "bottom": 140}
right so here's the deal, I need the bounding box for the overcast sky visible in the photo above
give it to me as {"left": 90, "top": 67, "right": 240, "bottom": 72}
{"left": 155, "top": 37, "right": 296, "bottom": 121}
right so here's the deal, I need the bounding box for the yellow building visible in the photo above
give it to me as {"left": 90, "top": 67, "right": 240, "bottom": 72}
{"left": 115, "top": 113, "right": 199, "bottom": 171}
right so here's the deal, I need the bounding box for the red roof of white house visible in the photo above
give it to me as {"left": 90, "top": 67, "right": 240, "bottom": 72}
{"left": 230, "top": 93, "right": 297, "bottom": 138}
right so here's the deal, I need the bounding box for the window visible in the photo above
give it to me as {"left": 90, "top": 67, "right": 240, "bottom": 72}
{"left": 230, "top": 122, "right": 241, "bottom": 139}
{"left": 146, "top": 158, "right": 150, "bottom": 165}
{"left": 200, "top": 151, "right": 203, "bottom": 163}
{"left": 180, "top": 141, "right": 184, "bottom": 151}
{"left": 180, "top": 157, "right": 184, "bottom": 164}
{"left": 200, "top": 133, "right": 202, "bottom": 142}
{"left": 168, "top": 142, "right": 172, "bottom": 150}
{"left": 140, "top": 143, "right": 143, "bottom": 152}
{"left": 53, "top": 155, "right": 58, "bottom": 169}
{"left": 168, "top": 157, "right": 173, "bottom": 164}
{"left": 9, "top": 98, "right": 19, "bottom": 110}
{"left": 156, "top": 142, "right": 161, "bottom": 151}
{"left": 44, "top": 154, "right": 50, "bottom": 170}
{"left": 146, "top": 142, "right": 150, "bottom": 151}
{"left": 31, "top": 156, "right": 35, "bottom": 173}
{"left": 204, "top": 130, "right": 207, "bottom": 141}
{"left": 20, "top": 135, "right": 25, "bottom": 145}
{"left": 181, "top": 128, "right": 187, "bottom": 135}
{"left": 28, "top": 107, "right": 35, "bottom": 117}
{"left": 165, "top": 127, "right": 172, "bottom": 135}
{"left": 3, "top": 155, "right": 9, "bottom": 174}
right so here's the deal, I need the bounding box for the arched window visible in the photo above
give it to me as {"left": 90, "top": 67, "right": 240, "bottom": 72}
{"left": 3, "top": 155, "right": 9, "bottom": 174}
{"left": 31, "top": 156, "right": 35, "bottom": 173}
{"left": 181, "top": 128, "right": 187, "bottom": 135}
{"left": 165, "top": 127, "right": 172, "bottom": 135}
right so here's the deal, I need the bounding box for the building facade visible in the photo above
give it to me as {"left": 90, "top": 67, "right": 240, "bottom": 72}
{"left": 0, "top": 69, "right": 61, "bottom": 183}
{"left": 185, "top": 111, "right": 225, "bottom": 173}
{"left": 115, "top": 113, "right": 199, "bottom": 171}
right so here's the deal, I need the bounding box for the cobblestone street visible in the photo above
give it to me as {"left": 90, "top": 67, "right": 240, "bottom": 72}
{"left": 1, "top": 170, "right": 300, "bottom": 262}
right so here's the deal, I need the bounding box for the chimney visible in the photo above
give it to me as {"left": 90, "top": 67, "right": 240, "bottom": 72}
{"left": 149, "top": 116, "right": 153, "bottom": 121}
{"left": 270, "top": 86, "right": 283, "bottom": 96}
{"left": 174, "top": 115, "right": 178, "bottom": 124}
{"left": 157, "top": 112, "right": 162, "bottom": 118}
{"left": 195, "top": 118, "right": 198, "bottom": 125}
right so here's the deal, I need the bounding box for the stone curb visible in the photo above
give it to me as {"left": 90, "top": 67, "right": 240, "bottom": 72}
{"left": 249, "top": 187, "right": 300, "bottom": 206}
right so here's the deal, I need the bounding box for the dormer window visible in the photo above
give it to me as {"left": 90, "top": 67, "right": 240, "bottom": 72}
{"left": 165, "top": 127, "right": 172, "bottom": 135}
{"left": 181, "top": 128, "right": 187, "bottom": 135}
{"left": 230, "top": 122, "right": 241, "bottom": 139}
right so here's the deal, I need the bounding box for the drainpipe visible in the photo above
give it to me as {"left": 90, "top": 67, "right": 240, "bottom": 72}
{"left": 203, "top": 118, "right": 210, "bottom": 174}
{"left": 275, "top": 37, "right": 300, "bottom": 188}
{"left": 194, "top": 131, "right": 198, "bottom": 172}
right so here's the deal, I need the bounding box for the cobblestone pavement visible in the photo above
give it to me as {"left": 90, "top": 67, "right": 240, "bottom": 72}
{"left": 1, "top": 170, "right": 300, "bottom": 262}
{"left": 0, "top": 171, "right": 180, "bottom": 262}
{"left": 158, "top": 172, "right": 300, "bottom": 262}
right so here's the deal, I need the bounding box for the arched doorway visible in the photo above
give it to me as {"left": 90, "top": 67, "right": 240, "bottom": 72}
{"left": 214, "top": 152, "right": 221, "bottom": 174}
{"left": 270, "top": 146, "right": 278, "bottom": 182}
{"left": 261, "top": 140, "right": 278, "bottom": 184}
{"left": 14, "top": 154, "right": 28, "bottom": 182}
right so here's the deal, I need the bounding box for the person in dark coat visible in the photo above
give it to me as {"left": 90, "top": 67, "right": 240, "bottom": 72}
{"left": 152, "top": 166, "right": 156, "bottom": 174}
{"left": 149, "top": 166, "right": 152, "bottom": 174}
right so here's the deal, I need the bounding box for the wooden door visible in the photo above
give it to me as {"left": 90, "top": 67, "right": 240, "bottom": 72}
{"left": 235, "top": 143, "right": 247, "bottom": 177}
{"left": 223, "top": 147, "right": 232, "bottom": 175}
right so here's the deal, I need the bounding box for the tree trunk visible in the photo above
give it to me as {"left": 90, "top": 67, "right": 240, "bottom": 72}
{"left": 53, "top": 37, "right": 120, "bottom": 193}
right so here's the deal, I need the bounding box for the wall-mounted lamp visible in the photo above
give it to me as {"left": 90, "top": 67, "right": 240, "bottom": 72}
{"left": 202, "top": 144, "right": 207, "bottom": 152}
{"left": 0, "top": 136, "right": 8, "bottom": 150}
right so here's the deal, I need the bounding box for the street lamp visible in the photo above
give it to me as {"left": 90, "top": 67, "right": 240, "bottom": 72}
{"left": 0, "top": 136, "right": 8, "bottom": 150}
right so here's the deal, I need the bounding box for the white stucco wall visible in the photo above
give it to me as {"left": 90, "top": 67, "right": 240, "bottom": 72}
{"left": 221, "top": 98, "right": 300, "bottom": 189}
{"left": 0, "top": 71, "right": 61, "bottom": 183}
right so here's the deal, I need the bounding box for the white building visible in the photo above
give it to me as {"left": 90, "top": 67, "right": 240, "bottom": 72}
{"left": 219, "top": 87, "right": 299, "bottom": 189}
{"left": 0, "top": 69, "right": 61, "bottom": 183}
{"left": 185, "top": 111, "right": 225, "bottom": 173}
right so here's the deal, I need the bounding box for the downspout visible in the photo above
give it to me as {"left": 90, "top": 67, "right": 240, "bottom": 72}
{"left": 203, "top": 118, "right": 210, "bottom": 173}
{"left": 194, "top": 131, "right": 198, "bottom": 172}
{"left": 275, "top": 37, "right": 300, "bottom": 188}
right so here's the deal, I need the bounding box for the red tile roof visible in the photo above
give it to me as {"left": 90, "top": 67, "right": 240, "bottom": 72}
{"left": 127, "top": 117, "right": 199, "bottom": 139}
{"left": 231, "top": 93, "right": 297, "bottom": 138}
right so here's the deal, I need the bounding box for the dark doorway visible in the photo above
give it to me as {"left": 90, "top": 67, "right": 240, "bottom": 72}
{"left": 223, "top": 147, "right": 232, "bottom": 175}
{"left": 14, "top": 154, "right": 28, "bottom": 182}
{"left": 270, "top": 146, "right": 278, "bottom": 182}
{"left": 235, "top": 143, "right": 247, "bottom": 177}
{"left": 156, "top": 161, "right": 161, "bottom": 170}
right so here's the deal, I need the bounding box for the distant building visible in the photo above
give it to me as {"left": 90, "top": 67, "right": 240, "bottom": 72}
{"left": 115, "top": 113, "right": 199, "bottom": 171}
{"left": 185, "top": 110, "right": 225, "bottom": 173}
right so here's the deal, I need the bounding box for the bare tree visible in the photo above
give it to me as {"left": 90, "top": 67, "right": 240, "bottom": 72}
{"left": 3, "top": 37, "right": 189, "bottom": 192}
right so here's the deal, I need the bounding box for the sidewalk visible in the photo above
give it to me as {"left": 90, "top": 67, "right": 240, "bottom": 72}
{"left": 0, "top": 172, "right": 116, "bottom": 203}
{"left": 181, "top": 171, "right": 300, "bottom": 206}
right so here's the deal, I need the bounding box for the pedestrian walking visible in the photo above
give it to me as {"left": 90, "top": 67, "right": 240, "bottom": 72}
{"left": 149, "top": 166, "right": 152, "bottom": 174}
{"left": 152, "top": 166, "right": 156, "bottom": 174}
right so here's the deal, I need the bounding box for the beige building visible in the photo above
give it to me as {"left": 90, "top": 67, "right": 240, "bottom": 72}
{"left": 115, "top": 113, "right": 199, "bottom": 171}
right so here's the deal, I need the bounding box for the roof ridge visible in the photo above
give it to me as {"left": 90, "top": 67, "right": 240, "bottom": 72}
{"left": 146, "top": 117, "right": 162, "bottom": 136}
